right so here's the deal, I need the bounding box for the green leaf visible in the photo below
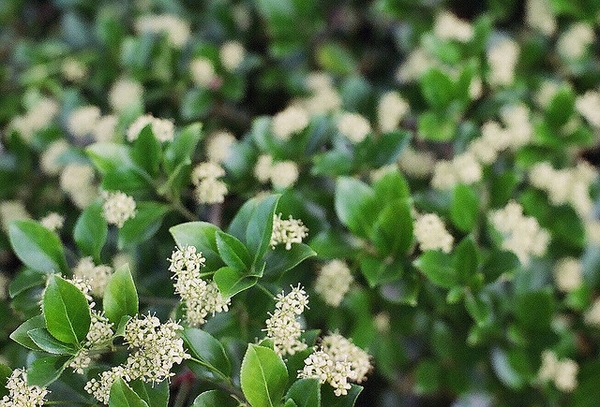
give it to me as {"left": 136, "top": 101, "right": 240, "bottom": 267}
{"left": 130, "top": 125, "right": 161, "bottom": 176}
{"left": 320, "top": 383, "right": 362, "bottom": 407}
{"left": 514, "top": 290, "right": 554, "bottom": 332}
{"left": 334, "top": 178, "right": 377, "bottom": 238}
{"left": 9, "top": 269, "right": 46, "bottom": 298}
{"left": 213, "top": 266, "right": 258, "bottom": 298}
{"left": 109, "top": 378, "right": 149, "bottom": 407}
{"left": 129, "top": 380, "right": 169, "bottom": 407}
{"left": 170, "top": 222, "right": 222, "bottom": 271}
{"left": 417, "top": 111, "right": 456, "bottom": 141}
{"left": 0, "top": 363, "right": 12, "bottom": 398}
{"left": 118, "top": 202, "right": 170, "bottom": 248}
{"left": 414, "top": 359, "right": 441, "bottom": 394}
{"left": 246, "top": 195, "right": 280, "bottom": 266}
{"left": 413, "top": 251, "right": 457, "bottom": 289}
{"left": 482, "top": 250, "right": 519, "bottom": 282}
{"left": 464, "top": 291, "right": 492, "bottom": 327}
{"left": 372, "top": 170, "right": 410, "bottom": 203}
{"left": 420, "top": 68, "right": 455, "bottom": 109}
{"left": 312, "top": 149, "right": 354, "bottom": 176}
{"left": 74, "top": 201, "right": 108, "bottom": 262}
{"left": 360, "top": 256, "right": 403, "bottom": 288}
{"left": 285, "top": 400, "right": 298, "bottom": 407}
{"left": 453, "top": 236, "right": 479, "bottom": 285}
{"left": 27, "top": 328, "right": 78, "bottom": 355}
{"left": 316, "top": 42, "right": 357, "bottom": 75}
{"left": 286, "top": 378, "right": 321, "bottom": 407}
{"left": 27, "top": 354, "right": 70, "bottom": 387}
{"left": 43, "top": 275, "right": 91, "bottom": 344}
{"left": 450, "top": 184, "right": 479, "bottom": 232}
{"left": 263, "top": 243, "right": 316, "bottom": 276}
{"left": 101, "top": 167, "right": 153, "bottom": 196}
{"left": 240, "top": 343, "right": 288, "bottom": 407}
{"left": 490, "top": 348, "right": 525, "bottom": 390}
{"left": 164, "top": 122, "right": 203, "bottom": 174}
{"left": 371, "top": 199, "right": 413, "bottom": 257}
{"left": 182, "top": 328, "right": 231, "bottom": 379}
{"left": 216, "top": 231, "right": 251, "bottom": 272}
{"left": 86, "top": 143, "right": 133, "bottom": 174}
{"left": 545, "top": 87, "right": 575, "bottom": 128}
{"left": 192, "top": 390, "right": 238, "bottom": 407}
{"left": 181, "top": 88, "right": 213, "bottom": 120}
{"left": 8, "top": 220, "right": 69, "bottom": 274}
{"left": 9, "top": 315, "right": 46, "bottom": 351}
{"left": 104, "top": 264, "right": 139, "bottom": 326}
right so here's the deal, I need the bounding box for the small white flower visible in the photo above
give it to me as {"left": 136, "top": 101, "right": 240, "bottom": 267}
{"left": 254, "top": 154, "right": 273, "bottom": 183}
{"left": 0, "top": 369, "right": 49, "bottom": 406}
{"left": 127, "top": 114, "right": 174, "bottom": 142}
{"left": 270, "top": 161, "right": 299, "bottom": 190}
{"left": 337, "top": 112, "right": 371, "bottom": 143}
{"left": 190, "top": 58, "right": 217, "bottom": 88}
{"left": 265, "top": 285, "right": 309, "bottom": 356}
{"left": 272, "top": 105, "right": 310, "bottom": 141}
{"left": 270, "top": 213, "right": 309, "bottom": 250}
{"left": 220, "top": 41, "right": 245, "bottom": 72}
{"left": 487, "top": 38, "right": 519, "bottom": 87}
{"left": 206, "top": 131, "right": 236, "bottom": 163}
{"left": 135, "top": 14, "right": 190, "bottom": 48}
{"left": 102, "top": 191, "right": 136, "bottom": 228}
{"left": 554, "top": 257, "right": 582, "bottom": 293}
{"left": 414, "top": 213, "right": 454, "bottom": 253}
{"left": 377, "top": 91, "right": 409, "bottom": 133}
{"left": 109, "top": 78, "right": 143, "bottom": 113}
{"left": 0, "top": 200, "right": 30, "bottom": 232}
{"left": 39, "top": 212, "right": 64, "bottom": 232}
{"left": 40, "top": 139, "right": 69, "bottom": 176}
{"left": 68, "top": 106, "right": 101, "bottom": 139}
{"left": 433, "top": 11, "right": 474, "bottom": 42}
{"left": 557, "top": 23, "right": 594, "bottom": 60}
{"left": 314, "top": 260, "right": 353, "bottom": 307}
{"left": 73, "top": 257, "right": 114, "bottom": 297}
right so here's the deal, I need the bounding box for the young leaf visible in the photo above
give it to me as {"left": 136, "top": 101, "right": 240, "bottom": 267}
{"left": 170, "top": 222, "right": 222, "bottom": 271}
{"left": 8, "top": 220, "right": 69, "bottom": 274}
{"left": 27, "top": 328, "right": 78, "bottom": 355}
{"left": 216, "top": 231, "right": 251, "bottom": 272}
{"left": 182, "top": 327, "right": 231, "bottom": 379}
{"left": 413, "top": 251, "right": 457, "bottom": 289}
{"left": 104, "top": 264, "right": 139, "bottom": 326}
{"left": 450, "top": 184, "right": 479, "bottom": 232}
{"left": 74, "top": 201, "right": 108, "bottom": 262}
{"left": 192, "top": 390, "right": 238, "bottom": 407}
{"left": 109, "top": 378, "right": 149, "bottom": 407}
{"left": 240, "top": 343, "right": 288, "bottom": 407}
{"left": 334, "top": 177, "right": 377, "bottom": 239}
{"left": 9, "top": 314, "right": 46, "bottom": 351}
{"left": 246, "top": 194, "right": 280, "bottom": 266}
{"left": 43, "top": 275, "right": 91, "bottom": 344}
{"left": 130, "top": 125, "right": 161, "bottom": 177}
{"left": 286, "top": 378, "right": 321, "bottom": 407}
{"left": 118, "top": 202, "right": 170, "bottom": 248}
{"left": 213, "top": 266, "right": 258, "bottom": 298}
{"left": 26, "top": 354, "right": 70, "bottom": 387}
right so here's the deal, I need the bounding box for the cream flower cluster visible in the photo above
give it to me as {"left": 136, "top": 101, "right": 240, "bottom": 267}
{"left": 538, "top": 350, "right": 578, "bottom": 392}
{"left": 525, "top": 0, "right": 556, "bottom": 36}
{"left": 101, "top": 190, "right": 136, "bottom": 228}
{"left": 337, "top": 112, "right": 372, "bottom": 143}
{"left": 61, "top": 58, "right": 87, "bottom": 82}
{"left": 85, "top": 314, "right": 189, "bottom": 404}
{"left": 40, "top": 139, "right": 69, "bottom": 175}
{"left": 398, "top": 147, "right": 436, "bottom": 178}
{"left": 191, "top": 162, "right": 228, "bottom": 204}
{"left": 557, "top": 23, "right": 594, "bottom": 60}
{"left": 489, "top": 201, "right": 550, "bottom": 265}
{"left": 431, "top": 152, "right": 482, "bottom": 190}
{"left": 414, "top": 213, "right": 454, "bottom": 253}
{"left": 190, "top": 57, "right": 217, "bottom": 88}
{"left": 299, "top": 333, "right": 371, "bottom": 396}
{"left": 584, "top": 298, "right": 600, "bottom": 327}
{"left": 9, "top": 97, "right": 59, "bottom": 143}
{"left": 433, "top": 11, "right": 474, "bottom": 42}
{"left": 554, "top": 257, "right": 583, "bottom": 293}
{"left": 314, "top": 260, "right": 353, "bottom": 307}
{"left": 529, "top": 161, "right": 596, "bottom": 218}
{"left": 254, "top": 155, "right": 299, "bottom": 189}
{"left": 0, "top": 369, "right": 49, "bottom": 407}
{"left": 67, "top": 105, "right": 101, "bottom": 139}
{"left": 396, "top": 48, "right": 435, "bottom": 83}
{"left": 270, "top": 213, "right": 309, "bottom": 250}
{"left": 220, "top": 41, "right": 245, "bottom": 72}
{"left": 302, "top": 71, "right": 342, "bottom": 116}
{"left": 575, "top": 90, "right": 600, "bottom": 128}
{"left": 487, "top": 38, "right": 519, "bottom": 87}
{"left": 134, "top": 14, "right": 190, "bottom": 48}
{"left": 206, "top": 131, "right": 236, "bottom": 163}
{"left": 109, "top": 78, "right": 143, "bottom": 113}
{"left": 69, "top": 311, "right": 114, "bottom": 374}
{"left": 272, "top": 105, "right": 310, "bottom": 141}
{"left": 59, "top": 163, "right": 97, "bottom": 208}
{"left": 73, "top": 257, "right": 114, "bottom": 297}
{"left": 168, "top": 245, "right": 230, "bottom": 326}
{"left": 377, "top": 91, "right": 409, "bottom": 133}
{"left": 39, "top": 212, "right": 64, "bottom": 232}
{"left": 0, "top": 200, "right": 29, "bottom": 232}
{"left": 93, "top": 115, "right": 119, "bottom": 143}
{"left": 265, "top": 285, "right": 309, "bottom": 357}
{"left": 127, "top": 114, "right": 175, "bottom": 142}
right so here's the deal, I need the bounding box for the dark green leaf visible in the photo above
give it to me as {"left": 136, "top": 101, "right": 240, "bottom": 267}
{"left": 514, "top": 290, "right": 554, "bottom": 332}
{"left": 170, "top": 222, "right": 222, "bottom": 271}
{"left": 192, "top": 390, "right": 238, "bottom": 407}
{"left": 104, "top": 264, "right": 139, "bottom": 326}
{"left": 482, "top": 250, "right": 519, "bottom": 282}
{"left": 414, "top": 359, "right": 441, "bottom": 394}
{"left": 43, "top": 275, "right": 91, "bottom": 344}
{"left": 420, "top": 68, "right": 455, "bottom": 109}
{"left": 9, "top": 269, "right": 46, "bottom": 298}
{"left": 334, "top": 178, "right": 377, "bottom": 238}
{"left": 118, "top": 202, "right": 170, "bottom": 248}
{"left": 240, "top": 343, "right": 288, "bottom": 407}
{"left": 413, "top": 251, "right": 457, "bottom": 289}
{"left": 131, "top": 125, "right": 161, "bottom": 176}
{"left": 8, "top": 220, "right": 68, "bottom": 274}
{"left": 246, "top": 195, "right": 280, "bottom": 266}
{"left": 286, "top": 378, "right": 321, "bottom": 407}
{"left": 74, "top": 201, "right": 108, "bottom": 262}
{"left": 0, "top": 363, "right": 12, "bottom": 398}
{"left": 453, "top": 236, "right": 479, "bottom": 285}
{"left": 320, "top": 383, "right": 362, "bottom": 407}
{"left": 263, "top": 243, "right": 316, "bottom": 276}
{"left": 27, "top": 354, "right": 70, "bottom": 387}
{"left": 417, "top": 111, "right": 456, "bottom": 141}
{"left": 181, "top": 89, "right": 213, "bottom": 120}
{"left": 450, "top": 184, "right": 479, "bottom": 232}
{"left": 27, "top": 328, "right": 78, "bottom": 355}
{"left": 164, "top": 123, "right": 203, "bottom": 174}
{"left": 490, "top": 348, "right": 525, "bottom": 390}
{"left": 372, "top": 170, "right": 410, "bottom": 203}
{"left": 182, "top": 328, "right": 231, "bottom": 379}
{"left": 9, "top": 315, "right": 46, "bottom": 351}
{"left": 213, "top": 266, "right": 258, "bottom": 298}
{"left": 216, "top": 231, "right": 251, "bottom": 272}
{"left": 129, "top": 380, "right": 169, "bottom": 407}
{"left": 372, "top": 198, "right": 413, "bottom": 257}
{"left": 464, "top": 291, "right": 492, "bottom": 327}
{"left": 109, "top": 378, "right": 149, "bottom": 407}
{"left": 360, "top": 256, "right": 403, "bottom": 288}
{"left": 101, "top": 167, "right": 153, "bottom": 196}
{"left": 86, "top": 143, "right": 133, "bottom": 174}
{"left": 316, "top": 42, "right": 357, "bottom": 75}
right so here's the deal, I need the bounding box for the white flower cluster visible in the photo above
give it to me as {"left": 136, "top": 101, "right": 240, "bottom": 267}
{"left": 59, "top": 163, "right": 97, "bottom": 208}
{"left": 554, "top": 257, "right": 582, "bottom": 293}
{"left": 73, "top": 257, "right": 114, "bottom": 297}
{"left": 9, "top": 97, "right": 59, "bottom": 143}
{"left": 538, "top": 350, "right": 578, "bottom": 392}
{"left": 40, "top": 139, "right": 69, "bottom": 176}
{"left": 377, "top": 91, "right": 409, "bottom": 133}
{"left": 530, "top": 161, "right": 597, "bottom": 218}
{"left": 584, "top": 297, "right": 600, "bottom": 327}
{"left": 487, "top": 38, "right": 519, "bottom": 87}
{"left": 0, "top": 369, "right": 49, "bottom": 407}
{"left": 575, "top": 90, "right": 600, "bottom": 128}
{"left": 254, "top": 155, "right": 300, "bottom": 190}
{"left": 0, "top": 200, "right": 30, "bottom": 232}
{"left": 398, "top": 147, "right": 436, "bottom": 178}
{"left": 101, "top": 190, "right": 136, "bottom": 228}
{"left": 94, "top": 115, "right": 119, "bottom": 143}
{"left": 168, "top": 245, "right": 230, "bottom": 326}
{"left": 557, "top": 23, "right": 594, "bottom": 60}
{"left": 190, "top": 57, "right": 217, "bottom": 88}
{"left": 191, "top": 162, "right": 228, "bottom": 204}
{"left": 135, "top": 14, "right": 190, "bottom": 48}
{"left": 127, "top": 114, "right": 175, "bottom": 142}
{"left": 314, "top": 260, "right": 354, "bottom": 307}
{"left": 489, "top": 201, "right": 550, "bottom": 265}
{"left": 85, "top": 314, "right": 189, "bottom": 404}
{"left": 272, "top": 105, "right": 310, "bottom": 141}
{"left": 69, "top": 311, "right": 114, "bottom": 374}
{"left": 337, "top": 112, "right": 372, "bottom": 143}
{"left": 220, "top": 41, "right": 245, "bottom": 72}
{"left": 67, "top": 105, "right": 101, "bottom": 139}
{"left": 525, "top": 0, "right": 556, "bottom": 36}
{"left": 109, "top": 78, "right": 143, "bottom": 113}
{"left": 431, "top": 152, "right": 482, "bottom": 190}
{"left": 265, "top": 285, "right": 309, "bottom": 356}
{"left": 270, "top": 213, "right": 309, "bottom": 250}
{"left": 206, "top": 131, "right": 236, "bottom": 164}
{"left": 414, "top": 213, "right": 454, "bottom": 253}
{"left": 302, "top": 72, "right": 342, "bottom": 115}
{"left": 61, "top": 58, "right": 87, "bottom": 82}
{"left": 299, "top": 333, "right": 371, "bottom": 396}
{"left": 39, "top": 212, "right": 64, "bottom": 232}
{"left": 396, "top": 48, "right": 435, "bottom": 83}
{"left": 433, "top": 11, "right": 474, "bottom": 42}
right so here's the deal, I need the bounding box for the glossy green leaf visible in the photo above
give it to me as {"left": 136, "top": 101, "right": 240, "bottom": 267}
{"left": 334, "top": 177, "right": 377, "bottom": 239}
{"left": 490, "top": 348, "right": 526, "bottom": 390}
{"left": 216, "top": 231, "right": 251, "bottom": 272}
{"left": 170, "top": 222, "right": 222, "bottom": 271}
{"left": 360, "top": 256, "right": 403, "bottom": 288}
{"left": 27, "top": 354, "right": 70, "bottom": 387}
{"left": 213, "top": 266, "right": 258, "bottom": 298}
{"left": 320, "top": 383, "right": 362, "bottom": 407}
{"left": 8, "top": 220, "right": 68, "bottom": 274}
{"left": 27, "top": 328, "right": 78, "bottom": 355}
{"left": 417, "top": 111, "right": 456, "bottom": 141}
{"left": 420, "top": 68, "right": 455, "bottom": 109}
{"left": 9, "top": 315, "right": 46, "bottom": 351}
{"left": 118, "top": 202, "right": 170, "bottom": 248}
{"left": 453, "top": 236, "right": 479, "bottom": 285}
{"left": 372, "top": 170, "right": 410, "bottom": 203}
{"left": 164, "top": 122, "right": 203, "bottom": 174}
{"left": 181, "top": 88, "right": 212, "bottom": 120}
{"left": 0, "top": 363, "right": 12, "bottom": 398}
{"left": 192, "top": 390, "right": 238, "bottom": 407}
{"left": 103, "top": 264, "right": 139, "bottom": 326}
{"left": 240, "top": 343, "right": 288, "bottom": 407}
{"left": 372, "top": 198, "right": 413, "bottom": 257}
{"left": 450, "top": 184, "right": 479, "bottom": 232}
{"left": 109, "top": 378, "right": 149, "bottom": 407}
{"left": 9, "top": 269, "right": 46, "bottom": 298}
{"left": 43, "top": 275, "right": 91, "bottom": 344}
{"left": 413, "top": 251, "right": 457, "bottom": 289}
{"left": 316, "top": 42, "right": 357, "bottom": 75}
{"left": 129, "top": 380, "right": 169, "bottom": 407}
{"left": 74, "top": 201, "right": 108, "bottom": 262}
{"left": 86, "top": 143, "right": 133, "bottom": 174}
{"left": 286, "top": 378, "right": 321, "bottom": 407}
{"left": 130, "top": 125, "right": 161, "bottom": 176}
{"left": 465, "top": 291, "right": 492, "bottom": 327}
{"left": 101, "top": 167, "right": 153, "bottom": 196}
{"left": 182, "top": 328, "right": 231, "bottom": 379}
{"left": 514, "top": 290, "right": 554, "bottom": 332}
{"left": 263, "top": 243, "right": 317, "bottom": 276}
{"left": 246, "top": 194, "right": 280, "bottom": 266}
